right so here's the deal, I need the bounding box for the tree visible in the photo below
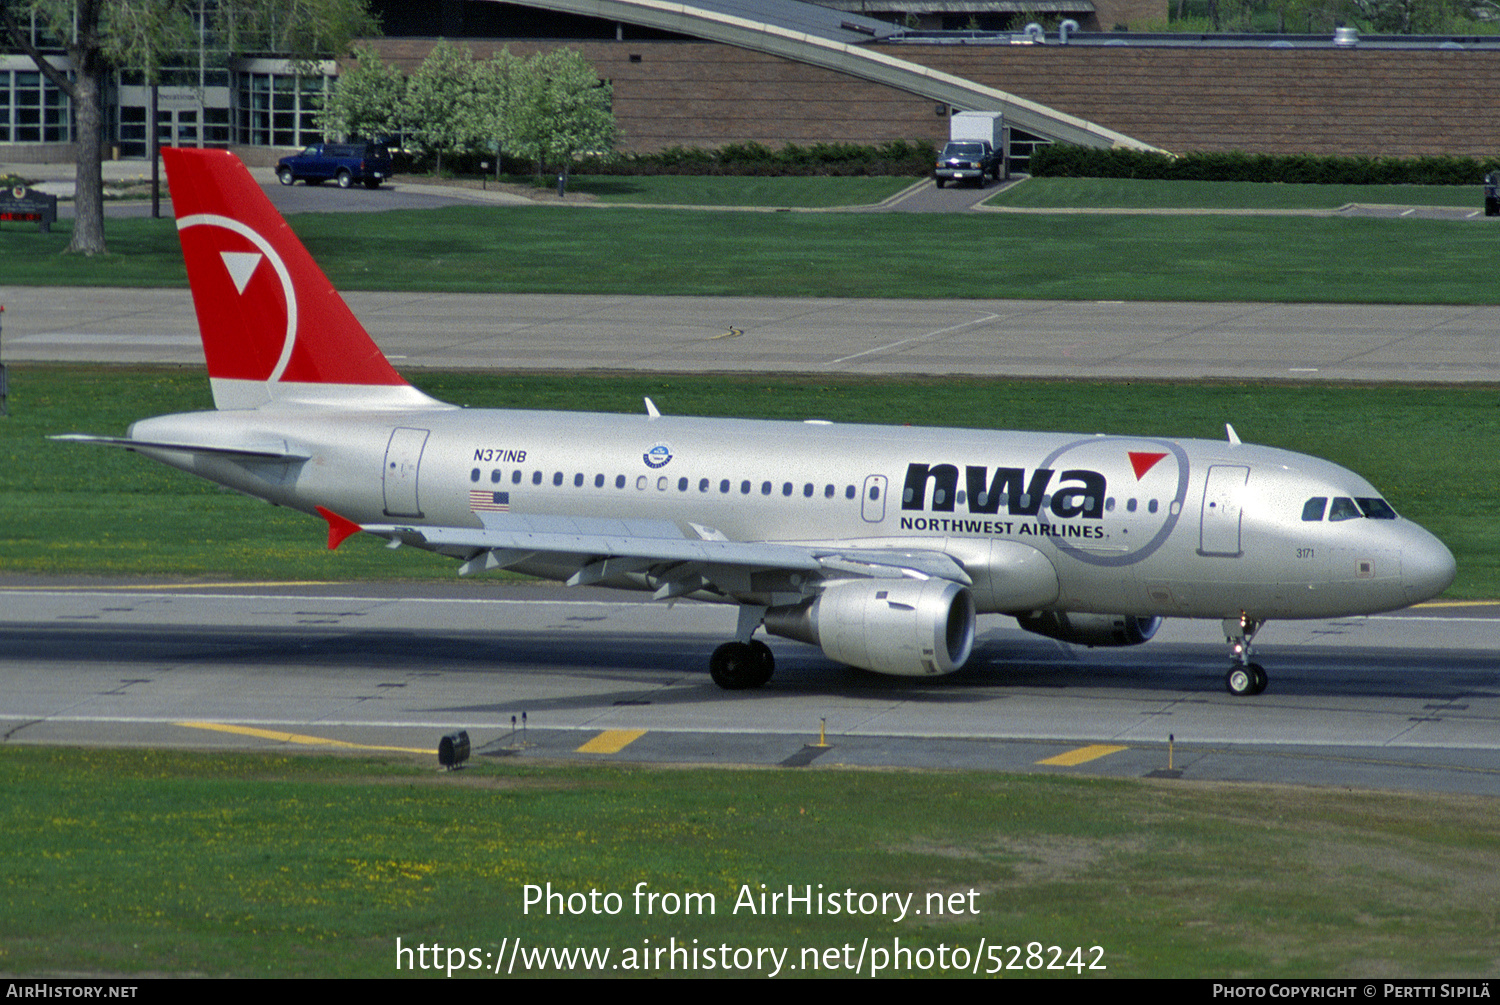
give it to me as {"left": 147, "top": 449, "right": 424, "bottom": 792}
{"left": 320, "top": 41, "right": 405, "bottom": 141}
{"left": 509, "top": 49, "right": 615, "bottom": 177}
{"left": 401, "top": 39, "right": 484, "bottom": 174}
{"left": 0, "top": 0, "right": 376, "bottom": 256}
{"left": 473, "top": 47, "right": 524, "bottom": 170}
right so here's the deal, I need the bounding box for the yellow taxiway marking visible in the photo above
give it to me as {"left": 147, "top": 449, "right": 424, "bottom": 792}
{"left": 1414, "top": 600, "right": 1500, "bottom": 608}
{"left": 1036, "top": 744, "right": 1128, "bottom": 767}
{"left": 576, "top": 729, "right": 647, "bottom": 754}
{"left": 177, "top": 721, "right": 431, "bottom": 754}
{"left": 708, "top": 326, "right": 743, "bottom": 341}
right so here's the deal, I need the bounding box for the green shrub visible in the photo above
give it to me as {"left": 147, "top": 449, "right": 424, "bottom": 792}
{"left": 1032, "top": 145, "right": 1500, "bottom": 185}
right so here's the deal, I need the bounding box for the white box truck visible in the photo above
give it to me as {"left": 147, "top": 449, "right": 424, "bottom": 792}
{"left": 934, "top": 111, "right": 1008, "bottom": 187}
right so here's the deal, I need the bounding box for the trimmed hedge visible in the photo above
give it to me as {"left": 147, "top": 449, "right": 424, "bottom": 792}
{"left": 578, "top": 141, "right": 938, "bottom": 177}
{"left": 1032, "top": 145, "right": 1500, "bottom": 185}
{"left": 395, "top": 141, "right": 938, "bottom": 178}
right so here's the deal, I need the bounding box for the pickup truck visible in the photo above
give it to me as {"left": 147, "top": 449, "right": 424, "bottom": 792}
{"left": 276, "top": 142, "right": 392, "bottom": 189}
{"left": 933, "top": 141, "right": 1001, "bottom": 188}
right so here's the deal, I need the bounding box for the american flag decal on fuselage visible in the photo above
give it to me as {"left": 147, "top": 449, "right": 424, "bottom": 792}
{"left": 469, "top": 489, "right": 510, "bottom": 512}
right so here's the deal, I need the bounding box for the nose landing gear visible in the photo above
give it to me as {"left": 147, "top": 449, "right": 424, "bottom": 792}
{"left": 1224, "top": 613, "right": 1267, "bottom": 696}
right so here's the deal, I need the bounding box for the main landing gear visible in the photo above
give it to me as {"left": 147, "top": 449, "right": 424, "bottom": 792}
{"left": 709, "top": 605, "right": 773, "bottom": 690}
{"left": 709, "top": 639, "right": 774, "bottom": 690}
{"left": 1223, "top": 613, "right": 1267, "bottom": 696}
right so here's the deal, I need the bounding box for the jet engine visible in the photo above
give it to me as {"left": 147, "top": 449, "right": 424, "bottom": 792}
{"left": 763, "top": 579, "right": 975, "bottom": 677}
{"left": 1014, "top": 611, "right": 1161, "bottom": 647}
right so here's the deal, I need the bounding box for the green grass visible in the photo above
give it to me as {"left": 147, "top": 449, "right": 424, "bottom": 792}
{"left": 1, "top": 747, "right": 1496, "bottom": 977}
{"left": 6, "top": 205, "right": 1500, "bottom": 303}
{"left": 991, "top": 177, "right": 1488, "bottom": 211}
{"left": 5, "top": 366, "right": 1497, "bottom": 596}
{"left": 556, "top": 174, "right": 916, "bottom": 207}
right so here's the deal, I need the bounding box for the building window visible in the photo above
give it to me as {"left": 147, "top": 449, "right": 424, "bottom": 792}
{"left": 234, "top": 70, "right": 328, "bottom": 147}
{"left": 0, "top": 68, "right": 71, "bottom": 144}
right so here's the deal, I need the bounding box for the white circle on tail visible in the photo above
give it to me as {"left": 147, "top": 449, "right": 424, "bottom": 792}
{"left": 175, "top": 213, "right": 299, "bottom": 384}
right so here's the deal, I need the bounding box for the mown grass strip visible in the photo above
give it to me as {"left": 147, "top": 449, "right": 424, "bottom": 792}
{"left": 4, "top": 204, "right": 1499, "bottom": 303}
{"left": 1, "top": 747, "right": 1495, "bottom": 977}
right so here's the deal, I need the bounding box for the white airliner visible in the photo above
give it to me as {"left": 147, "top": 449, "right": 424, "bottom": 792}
{"left": 60, "top": 148, "right": 1456, "bottom": 696}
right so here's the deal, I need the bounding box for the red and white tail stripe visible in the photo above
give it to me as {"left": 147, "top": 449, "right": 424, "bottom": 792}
{"left": 163, "top": 147, "right": 440, "bottom": 411}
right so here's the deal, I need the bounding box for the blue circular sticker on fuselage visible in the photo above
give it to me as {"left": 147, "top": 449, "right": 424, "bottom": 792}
{"left": 644, "top": 444, "right": 673, "bottom": 469}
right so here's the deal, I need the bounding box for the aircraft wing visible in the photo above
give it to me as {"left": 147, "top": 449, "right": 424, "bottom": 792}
{"left": 344, "top": 509, "right": 971, "bottom": 603}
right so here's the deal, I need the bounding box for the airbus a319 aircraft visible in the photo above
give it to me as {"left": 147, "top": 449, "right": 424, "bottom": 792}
{"left": 61, "top": 148, "right": 1456, "bottom": 696}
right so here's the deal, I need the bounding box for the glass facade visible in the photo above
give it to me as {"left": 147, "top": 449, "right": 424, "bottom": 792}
{"left": 0, "top": 67, "right": 72, "bottom": 143}
{"left": 0, "top": 56, "right": 327, "bottom": 154}
{"left": 234, "top": 70, "right": 327, "bottom": 148}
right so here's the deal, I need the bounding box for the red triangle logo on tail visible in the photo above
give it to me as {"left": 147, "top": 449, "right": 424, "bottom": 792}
{"left": 1129, "top": 451, "right": 1167, "bottom": 480}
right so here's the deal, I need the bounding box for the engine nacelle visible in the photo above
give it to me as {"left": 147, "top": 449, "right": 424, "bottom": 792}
{"left": 763, "top": 579, "right": 975, "bottom": 677}
{"left": 1015, "top": 611, "right": 1161, "bottom": 647}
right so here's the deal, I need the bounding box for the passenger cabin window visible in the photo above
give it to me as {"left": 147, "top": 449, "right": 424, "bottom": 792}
{"left": 1302, "top": 497, "right": 1327, "bottom": 521}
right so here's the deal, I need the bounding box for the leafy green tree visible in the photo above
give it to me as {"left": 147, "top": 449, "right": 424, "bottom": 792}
{"left": 509, "top": 48, "right": 615, "bottom": 177}
{"left": 320, "top": 42, "right": 406, "bottom": 141}
{"left": 0, "top": 0, "right": 376, "bottom": 255}
{"left": 402, "top": 39, "right": 484, "bottom": 174}
{"left": 473, "top": 47, "right": 524, "bottom": 170}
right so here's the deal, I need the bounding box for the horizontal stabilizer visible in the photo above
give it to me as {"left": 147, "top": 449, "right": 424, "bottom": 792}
{"left": 52, "top": 433, "right": 309, "bottom": 461}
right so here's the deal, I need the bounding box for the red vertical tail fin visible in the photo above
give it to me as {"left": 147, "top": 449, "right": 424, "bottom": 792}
{"left": 163, "top": 147, "right": 440, "bottom": 411}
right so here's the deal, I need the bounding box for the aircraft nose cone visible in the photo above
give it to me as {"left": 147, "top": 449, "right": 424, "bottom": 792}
{"left": 1404, "top": 532, "right": 1457, "bottom": 604}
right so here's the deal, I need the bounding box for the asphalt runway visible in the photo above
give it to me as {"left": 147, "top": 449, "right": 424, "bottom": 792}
{"left": 3, "top": 581, "right": 1498, "bottom": 794}
{"left": 6, "top": 188, "right": 1500, "bottom": 791}
{"left": 11, "top": 287, "right": 1500, "bottom": 382}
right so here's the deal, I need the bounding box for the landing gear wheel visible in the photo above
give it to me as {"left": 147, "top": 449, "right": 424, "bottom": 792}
{"left": 1226, "top": 665, "right": 1255, "bottom": 696}
{"left": 1226, "top": 662, "right": 1267, "bottom": 697}
{"left": 277, "top": 166, "right": 294, "bottom": 186}
{"left": 710, "top": 641, "right": 771, "bottom": 690}
{"left": 747, "top": 639, "right": 774, "bottom": 686}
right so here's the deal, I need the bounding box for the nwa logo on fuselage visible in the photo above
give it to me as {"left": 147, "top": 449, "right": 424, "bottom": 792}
{"left": 901, "top": 463, "right": 1106, "bottom": 519}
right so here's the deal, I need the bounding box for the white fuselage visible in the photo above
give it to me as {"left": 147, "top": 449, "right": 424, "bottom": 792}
{"left": 128, "top": 404, "right": 1456, "bottom": 624}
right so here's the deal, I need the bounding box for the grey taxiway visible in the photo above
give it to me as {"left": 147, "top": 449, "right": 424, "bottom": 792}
{"left": 5, "top": 270, "right": 1500, "bottom": 791}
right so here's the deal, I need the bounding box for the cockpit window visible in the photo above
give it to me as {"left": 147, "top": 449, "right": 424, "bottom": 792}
{"left": 1356, "top": 497, "right": 1397, "bottom": 519}
{"left": 1302, "top": 497, "right": 1327, "bottom": 522}
{"left": 1328, "top": 497, "right": 1362, "bottom": 522}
